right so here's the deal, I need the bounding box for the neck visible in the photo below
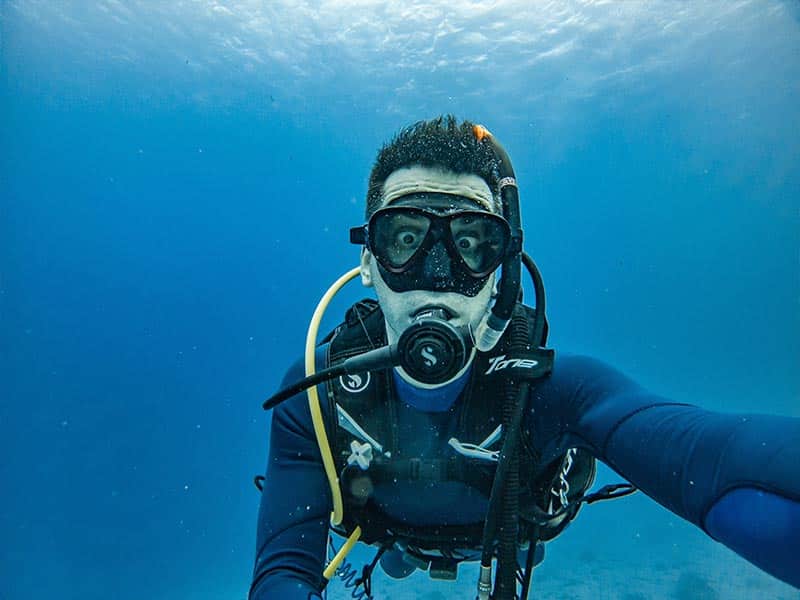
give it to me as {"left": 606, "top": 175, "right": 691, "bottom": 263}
{"left": 392, "top": 364, "right": 472, "bottom": 412}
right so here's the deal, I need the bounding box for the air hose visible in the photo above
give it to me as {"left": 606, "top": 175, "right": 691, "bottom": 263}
{"left": 495, "top": 309, "right": 529, "bottom": 599}
{"left": 478, "top": 254, "right": 550, "bottom": 599}
{"left": 478, "top": 310, "right": 531, "bottom": 600}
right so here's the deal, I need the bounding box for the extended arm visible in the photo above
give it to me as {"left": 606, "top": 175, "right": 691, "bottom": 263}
{"left": 531, "top": 355, "right": 800, "bottom": 588}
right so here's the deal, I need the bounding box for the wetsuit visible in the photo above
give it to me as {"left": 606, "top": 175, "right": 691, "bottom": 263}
{"left": 250, "top": 351, "right": 800, "bottom": 599}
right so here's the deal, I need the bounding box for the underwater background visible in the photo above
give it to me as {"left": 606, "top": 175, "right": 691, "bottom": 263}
{"left": 2, "top": 1, "right": 798, "bottom": 599}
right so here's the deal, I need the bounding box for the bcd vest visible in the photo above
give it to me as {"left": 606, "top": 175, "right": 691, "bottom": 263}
{"left": 321, "top": 299, "right": 596, "bottom": 555}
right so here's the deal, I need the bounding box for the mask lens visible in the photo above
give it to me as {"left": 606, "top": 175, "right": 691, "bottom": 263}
{"left": 450, "top": 213, "right": 509, "bottom": 275}
{"left": 371, "top": 209, "right": 431, "bottom": 270}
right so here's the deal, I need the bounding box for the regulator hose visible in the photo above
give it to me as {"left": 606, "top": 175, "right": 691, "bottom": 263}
{"left": 478, "top": 308, "right": 531, "bottom": 599}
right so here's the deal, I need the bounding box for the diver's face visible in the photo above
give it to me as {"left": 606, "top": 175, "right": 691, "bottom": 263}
{"left": 366, "top": 262, "right": 496, "bottom": 345}
{"left": 360, "top": 166, "right": 498, "bottom": 345}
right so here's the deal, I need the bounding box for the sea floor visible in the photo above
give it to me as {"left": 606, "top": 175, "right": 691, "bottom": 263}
{"left": 324, "top": 494, "right": 799, "bottom": 600}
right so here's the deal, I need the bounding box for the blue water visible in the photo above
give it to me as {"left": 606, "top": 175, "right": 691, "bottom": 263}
{"left": 1, "top": 2, "right": 798, "bottom": 599}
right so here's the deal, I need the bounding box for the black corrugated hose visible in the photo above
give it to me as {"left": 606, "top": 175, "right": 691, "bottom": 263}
{"left": 494, "top": 309, "right": 530, "bottom": 599}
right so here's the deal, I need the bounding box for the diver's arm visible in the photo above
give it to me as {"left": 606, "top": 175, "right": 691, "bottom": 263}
{"left": 250, "top": 359, "right": 330, "bottom": 600}
{"left": 704, "top": 486, "right": 800, "bottom": 587}
{"left": 530, "top": 354, "right": 800, "bottom": 588}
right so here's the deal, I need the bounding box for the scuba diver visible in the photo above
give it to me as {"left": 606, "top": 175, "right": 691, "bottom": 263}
{"left": 250, "top": 116, "right": 800, "bottom": 600}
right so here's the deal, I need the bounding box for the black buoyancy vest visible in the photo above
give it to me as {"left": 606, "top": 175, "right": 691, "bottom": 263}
{"left": 322, "top": 299, "right": 596, "bottom": 550}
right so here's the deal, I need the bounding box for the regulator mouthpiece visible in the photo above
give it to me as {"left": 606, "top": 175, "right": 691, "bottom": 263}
{"left": 397, "top": 309, "right": 469, "bottom": 385}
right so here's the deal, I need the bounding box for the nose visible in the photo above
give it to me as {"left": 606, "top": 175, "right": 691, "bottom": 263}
{"left": 422, "top": 241, "right": 454, "bottom": 290}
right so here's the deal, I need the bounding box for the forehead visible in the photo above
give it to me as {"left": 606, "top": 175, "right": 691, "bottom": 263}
{"left": 380, "top": 166, "right": 496, "bottom": 213}
{"left": 389, "top": 192, "right": 485, "bottom": 214}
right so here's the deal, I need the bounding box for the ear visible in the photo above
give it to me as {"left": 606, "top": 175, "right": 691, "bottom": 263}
{"left": 360, "top": 248, "right": 374, "bottom": 287}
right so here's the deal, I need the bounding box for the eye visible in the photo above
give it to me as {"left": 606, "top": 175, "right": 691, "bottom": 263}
{"left": 456, "top": 235, "right": 478, "bottom": 251}
{"left": 396, "top": 230, "right": 420, "bottom": 247}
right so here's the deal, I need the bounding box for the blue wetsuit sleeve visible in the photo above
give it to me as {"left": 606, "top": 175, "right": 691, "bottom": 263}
{"left": 249, "top": 355, "right": 331, "bottom": 600}
{"left": 530, "top": 355, "right": 800, "bottom": 588}
{"left": 705, "top": 487, "right": 800, "bottom": 588}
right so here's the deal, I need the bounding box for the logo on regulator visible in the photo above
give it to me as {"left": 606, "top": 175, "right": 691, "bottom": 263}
{"left": 420, "top": 346, "right": 438, "bottom": 367}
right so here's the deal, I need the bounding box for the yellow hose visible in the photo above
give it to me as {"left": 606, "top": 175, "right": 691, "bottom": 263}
{"left": 323, "top": 526, "right": 363, "bottom": 580}
{"left": 305, "top": 266, "right": 362, "bottom": 526}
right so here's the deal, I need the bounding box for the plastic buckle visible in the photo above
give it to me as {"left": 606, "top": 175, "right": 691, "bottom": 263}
{"left": 347, "top": 440, "right": 373, "bottom": 470}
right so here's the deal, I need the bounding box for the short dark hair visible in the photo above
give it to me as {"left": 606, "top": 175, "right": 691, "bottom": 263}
{"left": 365, "top": 115, "right": 501, "bottom": 218}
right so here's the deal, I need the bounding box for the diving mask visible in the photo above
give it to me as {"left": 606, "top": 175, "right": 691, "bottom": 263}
{"left": 350, "top": 198, "right": 511, "bottom": 297}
